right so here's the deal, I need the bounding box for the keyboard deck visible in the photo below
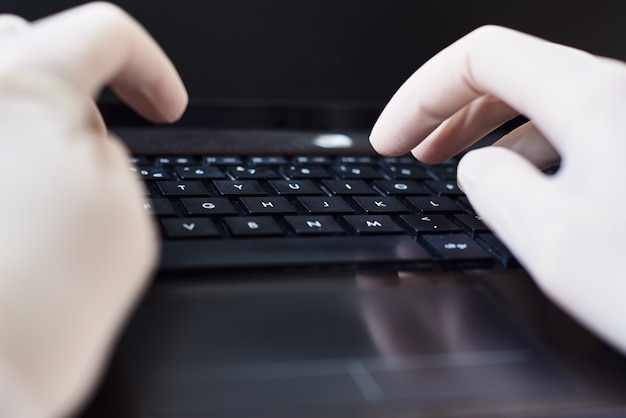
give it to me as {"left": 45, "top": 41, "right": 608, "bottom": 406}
{"left": 133, "top": 154, "right": 517, "bottom": 272}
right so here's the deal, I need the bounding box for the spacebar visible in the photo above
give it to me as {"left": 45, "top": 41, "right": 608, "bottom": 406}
{"left": 160, "top": 236, "right": 433, "bottom": 270}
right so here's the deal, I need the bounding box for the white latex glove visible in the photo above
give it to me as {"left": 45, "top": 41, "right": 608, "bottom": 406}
{"left": 0, "top": 3, "right": 187, "bottom": 417}
{"left": 370, "top": 25, "right": 626, "bottom": 355}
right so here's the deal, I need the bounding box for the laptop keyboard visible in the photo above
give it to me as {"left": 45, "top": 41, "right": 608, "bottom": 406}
{"left": 133, "top": 154, "right": 517, "bottom": 272}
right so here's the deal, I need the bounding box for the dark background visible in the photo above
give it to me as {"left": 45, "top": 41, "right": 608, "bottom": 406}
{"left": 4, "top": 0, "right": 626, "bottom": 105}
{"left": 3, "top": 1, "right": 626, "bottom": 129}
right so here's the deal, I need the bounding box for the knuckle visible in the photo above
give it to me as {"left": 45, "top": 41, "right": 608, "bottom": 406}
{"left": 82, "top": 2, "right": 133, "bottom": 27}
{"left": 84, "top": 1, "right": 125, "bottom": 15}
{"left": 464, "top": 25, "right": 510, "bottom": 44}
{"left": 0, "top": 14, "right": 29, "bottom": 27}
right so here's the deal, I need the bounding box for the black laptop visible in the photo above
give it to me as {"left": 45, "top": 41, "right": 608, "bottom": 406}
{"left": 6, "top": 0, "right": 626, "bottom": 417}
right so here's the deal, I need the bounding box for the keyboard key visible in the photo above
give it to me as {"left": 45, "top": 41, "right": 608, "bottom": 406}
{"left": 405, "top": 196, "right": 461, "bottom": 214}
{"left": 424, "top": 180, "right": 463, "bottom": 196}
{"left": 454, "top": 214, "right": 489, "bottom": 237}
{"left": 426, "top": 164, "right": 457, "bottom": 180}
{"left": 130, "top": 156, "right": 150, "bottom": 166}
{"left": 161, "top": 218, "right": 221, "bottom": 238}
{"left": 268, "top": 180, "right": 323, "bottom": 195}
{"left": 297, "top": 196, "right": 355, "bottom": 214}
{"left": 160, "top": 236, "right": 435, "bottom": 270}
{"left": 352, "top": 196, "right": 409, "bottom": 214}
{"left": 284, "top": 216, "right": 345, "bottom": 235}
{"left": 477, "top": 234, "right": 518, "bottom": 267}
{"left": 239, "top": 197, "right": 297, "bottom": 215}
{"left": 248, "top": 156, "right": 288, "bottom": 166}
{"left": 204, "top": 156, "right": 243, "bottom": 166}
{"left": 332, "top": 165, "right": 383, "bottom": 179}
{"left": 157, "top": 181, "right": 211, "bottom": 196}
{"left": 456, "top": 196, "right": 476, "bottom": 213}
{"left": 226, "top": 166, "right": 280, "bottom": 179}
{"left": 143, "top": 198, "right": 177, "bottom": 216}
{"left": 223, "top": 217, "right": 284, "bottom": 237}
{"left": 380, "top": 156, "right": 421, "bottom": 165}
{"left": 180, "top": 198, "right": 238, "bottom": 216}
{"left": 399, "top": 214, "right": 461, "bottom": 235}
{"left": 213, "top": 180, "right": 267, "bottom": 196}
{"left": 382, "top": 164, "right": 430, "bottom": 180}
{"left": 156, "top": 156, "right": 196, "bottom": 166}
{"left": 281, "top": 165, "right": 332, "bottom": 179}
{"left": 292, "top": 156, "right": 333, "bottom": 165}
{"left": 420, "top": 234, "right": 492, "bottom": 262}
{"left": 337, "top": 156, "right": 375, "bottom": 164}
{"left": 373, "top": 180, "right": 427, "bottom": 196}
{"left": 174, "top": 166, "right": 225, "bottom": 180}
{"left": 322, "top": 179, "right": 377, "bottom": 196}
{"left": 343, "top": 215, "right": 404, "bottom": 235}
{"left": 135, "top": 167, "right": 171, "bottom": 180}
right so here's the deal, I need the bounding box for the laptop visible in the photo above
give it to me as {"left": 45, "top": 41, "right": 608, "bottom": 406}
{"left": 6, "top": 0, "right": 626, "bottom": 417}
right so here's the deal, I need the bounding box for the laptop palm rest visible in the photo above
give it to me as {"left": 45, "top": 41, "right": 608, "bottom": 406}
{"left": 112, "top": 282, "right": 578, "bottom": 416}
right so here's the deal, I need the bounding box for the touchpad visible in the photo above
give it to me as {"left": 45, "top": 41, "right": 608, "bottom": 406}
{"left": 116, "top": 283, "right": 578, "bottom": 416}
